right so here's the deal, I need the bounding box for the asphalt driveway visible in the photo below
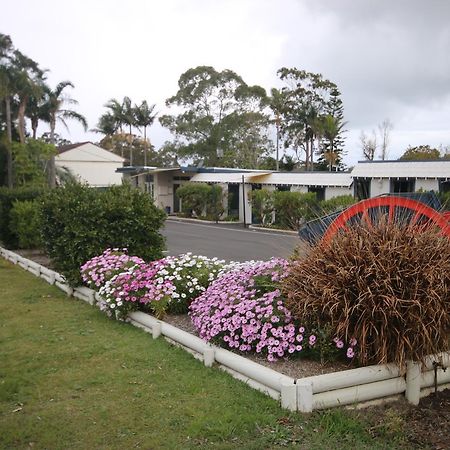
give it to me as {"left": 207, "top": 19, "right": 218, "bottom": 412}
{"left": 161, "top": 220, "right": 300, "bottom": 262}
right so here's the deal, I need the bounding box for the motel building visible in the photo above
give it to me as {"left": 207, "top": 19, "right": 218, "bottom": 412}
{"left": 117, "top": 159, "right": 450, "bottom": 225}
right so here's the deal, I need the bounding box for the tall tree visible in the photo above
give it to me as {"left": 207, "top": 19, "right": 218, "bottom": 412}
{"left": 269, "top": 88, "right": 287, "bottom": 171}
{"left": 317, "top": 114, "right": 347, "bottom": 171}
{"left": 11, "top": 50, "right": 46, "bottom": 144}
{"left": 41, "top": 81, "right": 87, "bottom": 187}
{"left": 0, "top": 33, "right": 15, "bottom": 187}
{"left": 134, "top": 100, "right": 157, "bottom": 166}
{"left": 378, "top": 118, "right": 393, "bottom": 160}
{"left": 360, "top": 130, "right": 377, "bottom": 160}
{"left": 276, "top": 68, "right": 342, "bottom": 171}
{"left": 160, "top": 65, "right": 269, "bottom": 167}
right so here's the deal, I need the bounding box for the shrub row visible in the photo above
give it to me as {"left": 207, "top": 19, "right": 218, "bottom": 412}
{"left": 0, "top": 186, "right": 44, "bottom": 248}
{"left": 248, "top": 190, "right": 355, "bottom": 230}
{"left": 40, "top": 183, "right": 166, "bottom": 286}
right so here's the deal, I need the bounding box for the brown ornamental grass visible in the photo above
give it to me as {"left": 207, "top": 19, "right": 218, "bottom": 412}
{"left": 283, "top": 221, "right": 450, "bottom": 368}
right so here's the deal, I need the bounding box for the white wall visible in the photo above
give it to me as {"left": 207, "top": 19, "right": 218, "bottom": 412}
{"left": 324, "top": 186, "right": 353, "bottom": 200}
{"left": 370, "top": 178, "right": 391, "bottom": 196}
{"left": 56, "top": 143, "right": 125, "bottom": 187}
{"left": 415, "top": 179, "right": 440, "bottom": 192}
{"left": 56, "top": 161, "right": 123, "bottom": 186}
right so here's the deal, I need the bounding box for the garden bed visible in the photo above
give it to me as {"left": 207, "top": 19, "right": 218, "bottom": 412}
{"left": 3, "top": 247, "right": 449, "bottom": 414}
{"left": 163, "top": 314, "right": 350, "bottom": 379}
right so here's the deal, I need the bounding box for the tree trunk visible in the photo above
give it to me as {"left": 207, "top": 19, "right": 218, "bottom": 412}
{"left": 31, "top": 117, "right": 38, "bottom": 139}
{"left": 143, "top": 126, "right": 147, "bottom": 166}
{"left": 5, "top": 97, "right": 13, "bottom": 188}
{"left": 18, "top": 97, "right": 27, "bottom": 144}
{"left": 129, "top": 125, "right": 133, "bottom": 166}
{"left": 48, "top": 118, "right": 56, "bottom": 188}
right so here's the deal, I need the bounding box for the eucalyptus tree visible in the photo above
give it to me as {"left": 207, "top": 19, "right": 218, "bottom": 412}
{"left": 41, "top": 81, "right": 88, "bottom": 187}
{"left": 160, "top": 65, "right": 269, "bottom": 167}
{"left": 134, "top": 100, "right": 157, "bottom": 166}
{"left": 276, "top": 68, "right": 344, "bottom": 171}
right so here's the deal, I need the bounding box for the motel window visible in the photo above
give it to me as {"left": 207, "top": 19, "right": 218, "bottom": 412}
{"left": 308, "top": 186, "right": 325, "bottom": 202}
{"left": 439, "top": 179, "right": 450, "bottom": 193}
{"left": 390, "top": 178, "right": 415, "bottom": 193}
{"left": 354, "top": 178, "right": 371, "bottom": 200}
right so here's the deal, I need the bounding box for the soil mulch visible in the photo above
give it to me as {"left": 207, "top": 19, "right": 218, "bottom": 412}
{"left": 368, "top": 389, "right": 450, "bottom": 450}
{"left": 163, "top": 314, "right": 350, "bottom": 378}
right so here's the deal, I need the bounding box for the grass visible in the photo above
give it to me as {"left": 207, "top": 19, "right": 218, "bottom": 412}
{"left": 0, "top": 258, "right": 409, "bottom": 450}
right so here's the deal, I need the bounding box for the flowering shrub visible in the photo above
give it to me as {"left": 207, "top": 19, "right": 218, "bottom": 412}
{"left": 99, "top": 260, "right": 175, "bottom": 319}
{"left": 80, "top": 248, "right": 144, "bottom": 289}
{"left": 153, "top": 253, "right": 226, "bottom": 313}
{"left": 189, "top": 258, "right": 305, "bottom": 361}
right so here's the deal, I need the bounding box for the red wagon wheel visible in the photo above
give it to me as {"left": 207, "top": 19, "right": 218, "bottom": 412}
{"left": 322, "top": 196, "right": 450, "bottom": 244}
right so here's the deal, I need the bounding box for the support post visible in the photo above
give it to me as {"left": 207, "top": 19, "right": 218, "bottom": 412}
{"left": 203, "top": 347, "right": 215, "bottom": 367}
{"left": 297, "top": 380, "right": 313, "bottom": 413}
{"left": 281, "top": 382, "right": 297, "bottom": 411}
{"left": 152, "top": 322, "right": 162, "bottom": 339}
{"left": 405, "top": 360, "right": 421, "bottom": 405}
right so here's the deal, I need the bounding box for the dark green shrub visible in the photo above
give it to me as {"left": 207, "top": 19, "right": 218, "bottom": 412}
{"left": 272, "top": 191, "right": 318, "bottom": 230}
{"left": 319, "top": 195, "right": 355, "bottom": 215}
{"left": 176, "top": 183, "right": 211, "bottom": 217}
{"left": 0, "top": 186, "right": 45, "bottom": 248}
{"left": 9, "top": 200, "right": 42, "bottom": 249}
{"left": 40, "top": 183, "right": 166, "bottom": 286}
{"left": 206, "top": 185, "right": 225, "bottom": 222}
{"left": 438, "top": 191, "right": 450, "bottom": 211}
{"left": 248, "top": 189, "right": 273, "bottom": 225}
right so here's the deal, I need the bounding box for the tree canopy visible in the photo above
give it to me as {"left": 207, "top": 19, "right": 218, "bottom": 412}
{"left": 399, "top": 145, "right": 441, "bottom": 161}
{"left": 159, "top": 66, "right": 271, "bottom": 168}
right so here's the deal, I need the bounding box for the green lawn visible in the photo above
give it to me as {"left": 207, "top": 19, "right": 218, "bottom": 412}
{"left": 0, "top": 258, "right": 408, "bottom": 450}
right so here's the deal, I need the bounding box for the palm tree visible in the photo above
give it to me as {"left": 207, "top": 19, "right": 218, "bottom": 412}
{"left": 91, "top": 112, "right": 117, "bottom": 136}
{"left": 11, "top": 50, "right": 46, "bottom": 144}
{"left": 121, "top": 96, "right": 136, "bottom": 165}
{"left": 134, "top": 100, "right": 157, "bottom": 166}
{"left": 42, "top": 81, "right": 88, "bottom": 187}
{"left": 104, "top": 98, "right": 126, "bottom": 133}
{"left": 0, "top": 34, "right": 15, "bottom": 187}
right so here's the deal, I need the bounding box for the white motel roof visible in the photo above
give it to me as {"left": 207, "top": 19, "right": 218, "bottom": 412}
{"left": 351, "top": 160, "right": 450, "bottom": 179}
{"left": 190, "top": 171, "right": 353, "bottom": 187}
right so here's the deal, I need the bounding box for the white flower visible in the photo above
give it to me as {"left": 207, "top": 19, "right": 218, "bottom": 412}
{"left": 181, "top": 293, "right": 186, "bottom": 298}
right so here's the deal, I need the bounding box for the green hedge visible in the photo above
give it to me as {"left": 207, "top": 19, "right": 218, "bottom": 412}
{"left": 176, "top": 183, "right": 225, "bottom": 221}
{"left": 40, "top": 183, "right": 166, "bottom": 286}
{"left": 0, "top": 187, "right": 45, "bottom": 248}
{"left": 9, "top": 200, "right": 43, "bottom": 249}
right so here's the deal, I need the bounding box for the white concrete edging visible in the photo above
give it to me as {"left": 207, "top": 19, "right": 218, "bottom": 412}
{"left": 1, "top": 246, "right": 449, "bottom": 413}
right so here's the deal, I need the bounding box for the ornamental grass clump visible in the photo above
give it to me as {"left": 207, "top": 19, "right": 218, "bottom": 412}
{"left": 283, "top": 221, "right": 450, "bottom": 368}
{"left": 80, "top": 248, "right": 144, "bottom": 289}
{"left": 154, "top": 253, "right": 226, "bottom": 313}
{"left": 190, "top": 258, "right": 308, "bottom": 361}
{"left": 99, "top": 261, "right": 175, "bottom": 319}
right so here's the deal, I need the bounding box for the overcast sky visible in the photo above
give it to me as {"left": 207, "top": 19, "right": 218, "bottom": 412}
{"left": 2, "top": 0, "right": 450, "bottom": 165}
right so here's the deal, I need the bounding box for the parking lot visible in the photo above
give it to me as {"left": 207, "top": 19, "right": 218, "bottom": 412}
{"left": 161, "top": 220, "right": 300, "bottom": 262}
